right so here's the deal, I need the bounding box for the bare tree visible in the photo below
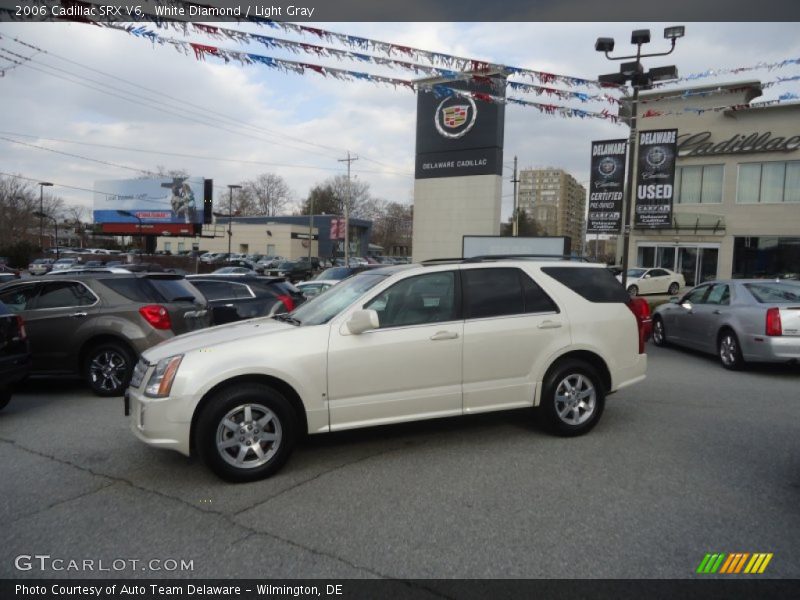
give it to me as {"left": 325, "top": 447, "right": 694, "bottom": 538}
{"left": 0, "top": 174, "right": 63, "bottom": 246}
{"left": 241, "top": 173, "right": 294, "bottom": 217}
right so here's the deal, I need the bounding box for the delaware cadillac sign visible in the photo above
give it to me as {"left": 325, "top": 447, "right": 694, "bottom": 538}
{"left": 587, "top": 139, "right": 627, "bottom": 234}
{"left": 635, "top": 129, "right": 678, "bottom": 228}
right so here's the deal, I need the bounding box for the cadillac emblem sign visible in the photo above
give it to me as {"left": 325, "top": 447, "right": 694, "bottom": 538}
{"left": 435, "top": 96, "right": 477, "bottom": 139}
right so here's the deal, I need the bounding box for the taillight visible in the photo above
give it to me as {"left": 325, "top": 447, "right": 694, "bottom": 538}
{"left": 626, "top": 297, "right": 652, "bottom": 354}
{"left": 765, "top": 307, "right": 782, "bottom": 336}
{"left": 276, "top": 294, "right": 295, "bottom": 312}
{"left": 139, "top": 304, "right": 172, "bottom": 330}
{"left": 15, "top": 315, "right": 27, "bottom": 340}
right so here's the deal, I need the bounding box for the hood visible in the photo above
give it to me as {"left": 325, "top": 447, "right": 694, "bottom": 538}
{"left": 143, "top": 316, "right": 294, "bottom": 363}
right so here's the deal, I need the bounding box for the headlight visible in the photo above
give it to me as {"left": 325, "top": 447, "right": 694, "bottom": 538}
{"left": 144, "top": 355, "right": 183, "bottom": 398}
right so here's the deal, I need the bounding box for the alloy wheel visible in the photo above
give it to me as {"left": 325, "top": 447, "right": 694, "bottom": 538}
{"left": 89, "top": 350, "right": 128, "bottom": 393}
{"left": 554, "top": 373, "right": 597, "bottom": 426}
{"left": 719, "top": 334, "right": 737, "bottom": 367}
{"left": 216, "top": 403, "right": 283, "bottom": 469}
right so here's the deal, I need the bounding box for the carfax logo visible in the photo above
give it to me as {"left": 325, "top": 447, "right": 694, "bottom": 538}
{"left": 696, "top": 552, "right": 773, "bottom": 574}
{"left": 435, "top": 96, "right": 477, "bottom": 139}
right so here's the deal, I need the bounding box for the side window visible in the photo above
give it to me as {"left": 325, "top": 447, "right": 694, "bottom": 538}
{"left": 705, "top": 284, "right": 730, "bottom": 306}
{"left": 464, "top": 269, "right": 523, "bottom": 319}
{"left": 34, "top": 282, "right": 96, "bottom": 309}
{"left": 365, "top": 271, "right": 456, "bottom": 328}
{"left": 193, "top": 280, "right": 233, "bottom": 301}
{"left": 650, "top": 269, "right": 668, "bottom": 277}
{"left": 682, "top": 285, "right": 710, "bottom": 305}
{"left": 463, "top": 268, "right": 557, "bottom": 319}
{"left": 0, "top": 284, "right": 39, "bottom": 312}
{"left": 231, "top": 283, "right": 255, "bottom": 299}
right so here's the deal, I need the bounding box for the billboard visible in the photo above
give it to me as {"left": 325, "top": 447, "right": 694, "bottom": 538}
{"left": 93, "top": 177, "right": 206, "bottom": 228}
{"left": 635, "top": 129, "right": 678, "bottom": 228}
{"left": 587, "top": 139, "right": 627, "bottom": 234}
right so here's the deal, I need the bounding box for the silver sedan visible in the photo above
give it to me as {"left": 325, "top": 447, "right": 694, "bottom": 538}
{"left": 652, "top": 279, "right": 800, "bottom": 370}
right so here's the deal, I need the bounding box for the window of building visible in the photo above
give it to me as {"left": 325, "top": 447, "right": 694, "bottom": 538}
{"left": 164, "top": 242, "right": 171, "bottom": 252}
{"left": 674, "top": 165, "right": 723, "bottom": 204}
{"left": 733, "top": 236, "right": 800, "bottom": 279}
{"left": 178, "top": 242, "right": 185, "bottom": 252}
{"left": 736, "top": 161, "right": 800, "bottom": 203}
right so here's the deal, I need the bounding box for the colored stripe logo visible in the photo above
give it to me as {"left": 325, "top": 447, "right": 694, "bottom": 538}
{"left": 696, "top": 553, "right": 773, "bottom": 574}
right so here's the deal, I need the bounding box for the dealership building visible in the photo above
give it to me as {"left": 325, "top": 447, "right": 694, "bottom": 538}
{"left": 628, "top": 80, "right": 800, "bottom": 286}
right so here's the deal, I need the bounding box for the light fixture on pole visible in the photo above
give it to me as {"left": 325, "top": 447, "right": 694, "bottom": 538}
{"left": 38, "top": 182, "right": 53, "bottom": 251}
{"left": 227, "top": 184, "right": 242, "bottom": 258}
{"left": 595, "top": 25, "right": 683, "bottom": 290}
{"left": 33, "top": 210, "right": 58, "bottom": 260}
{"left": 116, "top": 210, "right": 143, "bottom": 260}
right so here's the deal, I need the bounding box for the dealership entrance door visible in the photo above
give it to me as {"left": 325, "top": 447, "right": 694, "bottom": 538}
{"left": 637, "top": 243, "right": 720, "bottom": 287}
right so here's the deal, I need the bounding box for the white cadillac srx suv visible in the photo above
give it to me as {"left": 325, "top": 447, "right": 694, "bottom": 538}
{"left": 126, "top": 259, "right": 650, "bottom": 482}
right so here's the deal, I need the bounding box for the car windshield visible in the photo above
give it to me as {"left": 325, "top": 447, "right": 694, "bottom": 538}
{"left": 627, "top": 269, "right": 647, "bottom": 278}
{"left": 290, "top": 273, "right": 387, "bottom": 326}
{"left": 277, "top": 261, "right": 295, "bottom": 269}
{"left": 316, "top": 267, "right": 351, "bottom": 281}
{"left": 743, "top": 282, "right": 800, "bottom": 303}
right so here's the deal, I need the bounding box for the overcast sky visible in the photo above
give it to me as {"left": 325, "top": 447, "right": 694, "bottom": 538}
{"left": 1, "top": 21, "right": 799, "bottom": 221}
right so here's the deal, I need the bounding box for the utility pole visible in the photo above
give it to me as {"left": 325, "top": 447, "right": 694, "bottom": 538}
{"left": 226, "top": 184, "right": 241, "bottom": 258}
{"left": 38, "top": 182, "right": 53, "bottom": 251}
{"left": 511, "top": 156, "right": 520, "bottom": 237}
{"left": 308, "top": 194, "right": 314, "bottom": 262}
{"left": 338, "top": 152, "right": 358, "bottom": 265}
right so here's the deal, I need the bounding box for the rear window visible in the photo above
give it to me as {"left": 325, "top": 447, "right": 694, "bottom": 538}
{"left": 147, "top": 277, "right": 204, "bottom": 303}
{"left": 743, "top": 282, "right": 800, "bottom": 303}
{"left": 100, "top": 278, "right": 160, "bottom": 303}
{"left": 541, "top": 266, "right": 629, "bottom": 303}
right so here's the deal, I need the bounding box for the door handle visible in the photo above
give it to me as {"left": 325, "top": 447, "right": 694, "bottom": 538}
{"left": 430, "top": 331, "right": 459, "bottom": 341}
{"left": 537, "top": 320, "right": 562, "bottom": 329}
{"left": 70, "top": 312, "right": 88, "bottom": 318}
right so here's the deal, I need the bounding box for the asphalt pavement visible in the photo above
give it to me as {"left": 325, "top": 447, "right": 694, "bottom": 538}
{"left": 1, "top": 342, "right": 798, "bottom": 580}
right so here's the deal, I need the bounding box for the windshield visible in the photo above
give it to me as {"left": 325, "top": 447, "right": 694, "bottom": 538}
{"left": 626, "top": 269, "right": 647, "bottom": 278}
{"left": 290, "top": 273, "right": 387, "bottom": 325}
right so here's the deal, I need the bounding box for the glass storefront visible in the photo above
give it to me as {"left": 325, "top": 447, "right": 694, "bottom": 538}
{"left": 732, "top": 237, "right": 800, "bottom": 279}
{"left": 637, "top": 244, "right": 719, "bottom": 286}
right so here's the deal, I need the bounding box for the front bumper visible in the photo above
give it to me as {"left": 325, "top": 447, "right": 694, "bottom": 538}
{"left": 126, "top": 385, "right": 193, "bottom": 457}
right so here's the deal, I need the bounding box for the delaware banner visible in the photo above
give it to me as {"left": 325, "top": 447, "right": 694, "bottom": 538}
{"left": 587, "top": 139, "right": 627, "bottom": 233}
{"left": 635, "top": 129, "right": 678, "bottom": 228}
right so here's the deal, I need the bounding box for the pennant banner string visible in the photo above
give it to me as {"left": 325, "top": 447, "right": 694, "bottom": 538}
{"left": 640, "top": 78, "right": 800, "bottom": 104}
{"left": 653, "top": 57, "right": 800, "bottom": 87}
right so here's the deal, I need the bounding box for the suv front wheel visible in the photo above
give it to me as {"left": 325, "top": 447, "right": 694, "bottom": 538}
{"left": 196, "top": 383, "right": 297, "bottom": 482}
{"left": 540, "top": 360, "right": 605, "bottom": 436}
{"left": 84, "top": 342, "right": 134, "bottom": 397}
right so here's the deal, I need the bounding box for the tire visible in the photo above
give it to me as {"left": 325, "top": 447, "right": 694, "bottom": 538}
{"left": 539, "top": 360, "right": 605, "bottom": 436}
{"left": 652, "top": 316, "right": 667, "bottom": 347}
{"left": 668, "top": 282, "right": 680, "bottom": 295}
{"left": 718, "top": 329, "right": 745, "bottom": 371}
{"left": 196, "top": 383, "right": 297, "bottom": 482}
{"left": 627, "top": 285, "right": 639, "bottom": 297}
{"left": 84, "top": 341, "right": 135, "bottom": 397}
{"left": 0, "top": 388, "right": 10, "bottom": 412}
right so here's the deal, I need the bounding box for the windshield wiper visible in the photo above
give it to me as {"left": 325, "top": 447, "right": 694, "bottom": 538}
{"left": 272, "top": 313, "right": 302, "bottom": 326}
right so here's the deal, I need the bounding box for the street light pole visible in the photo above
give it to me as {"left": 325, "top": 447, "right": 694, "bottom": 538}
{"left": 33, "top": 210, "right": 58, "bottom": 259}
{"left": 338, "top": 152, "right": 358, "bottom": 266}
{"left": 596, "top": 26, "right": 683, "bottom": 290}
{"left": 38, "top": 182, "right": 53, "bottom": 251}
{"left": 227, "top": 184, "right": 242, "bottom": 258}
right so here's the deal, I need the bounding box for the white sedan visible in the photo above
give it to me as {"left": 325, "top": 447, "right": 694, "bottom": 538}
{"left": 617, "top": 267, "right": 685, "bottom": 296}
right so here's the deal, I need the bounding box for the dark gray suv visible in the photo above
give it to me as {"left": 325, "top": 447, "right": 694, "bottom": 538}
{"left": 0, "top": 272, "right": 210, "bottom": 396}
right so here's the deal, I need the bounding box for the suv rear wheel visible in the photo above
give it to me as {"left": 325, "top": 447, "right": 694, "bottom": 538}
{"left": 540, "top": 360, "right": 605, "bottom": 436}
{"left": 196, "top": 383, "right": 296, "bottom": 482}
{"left": 84, "top": 342, "right": 134, "bottom": 397}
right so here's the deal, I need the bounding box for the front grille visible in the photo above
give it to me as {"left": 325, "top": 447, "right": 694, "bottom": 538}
{"left": 130, "top": 358, "right": 149, "bottom": 388}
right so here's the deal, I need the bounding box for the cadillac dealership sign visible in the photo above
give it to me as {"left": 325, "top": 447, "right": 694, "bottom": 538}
{"left": 587, "top": 139, "right": 627, "bottom": 234}
{"left": 635, "top": 129, "right": 678, "bottom": 228}
{"left": 415, "top": 78, "right": 505, "bottom": 179}
{"left": 678, "top": 131, "right": 800, "bottom": 156}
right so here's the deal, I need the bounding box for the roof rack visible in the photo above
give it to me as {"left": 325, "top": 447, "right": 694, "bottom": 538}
{"left": 421, "top": 254, "right": 590, "bottom": 265}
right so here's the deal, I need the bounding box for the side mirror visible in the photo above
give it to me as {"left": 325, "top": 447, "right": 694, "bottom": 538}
{"left": 346, "top": 309, "right": 379, "bottom": 335}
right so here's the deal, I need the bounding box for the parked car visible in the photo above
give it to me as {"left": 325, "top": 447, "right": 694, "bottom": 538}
{"left": 127, "top": 259, "right": 649, "bottom": 482}
{"left": 295, "top": 280, "right": 335, "bottom": 299}
{"left": 0, "top": 265, "right": 20, "bottom": 284}
{"left": 297, "top": 256, "right": 321, "bottom": 270}
{"left": 262, "top": 260, "right": 312, "bottom": 282}
{"left": 0, "top": 301, "right": 31, "bottom": 411}
{"left": 617, "top": 267, "right": 685, "bottom": 296}
{"left": 212, "top": 266, "right": 257, "bottom": 275}
{"left": 187, "top": 275, "right": 304, "bottom": 325}
{"left": 0, "top": 273, "right": 210, "bottom": 396}
{"left": 50, "top": 257, "right": 80, "bottom": 272}
{"left": 314, "top": 265, "right": 383, "bottom": 282}
{"left": 28, "top": 258, "right": 55, "bottom": 276}
{"left": 256, "top": 256, "right": 285, "bottom": 270}
{"left": 653, "top": 279, "right": 800, "bottom": 370}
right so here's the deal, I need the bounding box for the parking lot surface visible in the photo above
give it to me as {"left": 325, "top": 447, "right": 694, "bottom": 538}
{"left": 1, "top": 343, "right": 799, "bottom": 579}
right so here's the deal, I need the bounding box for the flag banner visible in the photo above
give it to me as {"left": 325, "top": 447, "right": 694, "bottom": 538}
{"left": 635, "top": 129, "right": 678, "bottom": 228}
{"left": 587, "top": 139, "right": 627, "bottom": 234}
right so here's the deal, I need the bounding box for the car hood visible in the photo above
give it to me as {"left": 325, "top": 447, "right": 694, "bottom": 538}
{"left": 143, "top": 317, "right": 295, "bottom": 363}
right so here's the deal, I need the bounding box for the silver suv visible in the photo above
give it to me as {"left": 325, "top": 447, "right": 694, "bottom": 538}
{"left": 0, "top": 273, "right": 209, "bottom": 396}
